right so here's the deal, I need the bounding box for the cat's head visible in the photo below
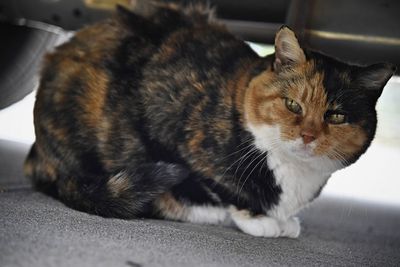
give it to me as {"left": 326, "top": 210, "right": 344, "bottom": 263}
{"left": 244, "top": 26, "right": 396, "bottom": 170}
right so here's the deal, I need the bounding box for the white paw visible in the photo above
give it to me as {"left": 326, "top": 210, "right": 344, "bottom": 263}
{"left": 279, "top": 217, "right": 301, "bottom": 238}
{"left": 230, "top": 210, "right": 281, "bottom": 237}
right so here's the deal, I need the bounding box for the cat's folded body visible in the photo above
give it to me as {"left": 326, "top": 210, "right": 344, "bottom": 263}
{"left": 24, "top": 2, "right": 395, "bottom": 238}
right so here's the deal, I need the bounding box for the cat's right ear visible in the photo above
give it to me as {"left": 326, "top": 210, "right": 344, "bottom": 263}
{"left": 355, "top": 63, "right": 396, "bottom": 101}
{"left": 274, "top": 26, "right": 306, "bottom": 72}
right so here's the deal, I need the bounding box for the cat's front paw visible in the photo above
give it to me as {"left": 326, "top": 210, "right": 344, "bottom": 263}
{"left": 279, "top": 217, "right": 301, "bottom": 238}
{"left": 230, "top": 210, "right": 281, "bottom": 237}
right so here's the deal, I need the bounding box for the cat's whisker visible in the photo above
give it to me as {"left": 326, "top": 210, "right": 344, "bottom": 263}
{"left": 330, "top": 147, "right": 348, "bottom": 164}
{"left": 237, "top": 151, "right": 267, "bottom": 197}
{"left": 233, "top": 147, "right": 258, "bottom": 177}
{"left": 232, "top": 148, "right": 259, "bottom": 191}
{"left": 233, "top": 154, "right": 260, "bottom": 195}
{"left": 265, "top": 142, "right": 283, "bottom": 154}
{"left": 219, "top": 146, "right": 257, "bottom": 181}
{"left": 258, "top": 154, "right": 268, "bottom": 176}
{"left": 237, "top": 137, "right": 254, "bottom": 147}
{"left": 335, "top": 151, "right": 349, "bottom": 167}
{"left": 328, "top": 151, "right": 342, "bottom": 163}
{"left": 235, "top": 151, "right": 265, "bottom": 195}
{"left": 225, "top": 138, "right": 253, "bottom": 154}
{"left": 219, "top": 141, "right": 254, "bottom": 161}
{"left": 327, "top": 148, "right": 348, "bottom": 168}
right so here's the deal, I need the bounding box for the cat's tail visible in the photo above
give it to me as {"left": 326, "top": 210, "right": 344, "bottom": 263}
{"left": 25, "top": 144, "right": 189, "bottom": 218}
{"left": 57, "top": 162, "right": 189, "bottom": 219}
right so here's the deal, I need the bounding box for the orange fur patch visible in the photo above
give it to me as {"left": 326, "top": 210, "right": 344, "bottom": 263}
{"left": 79, "top": 67, "right": 109, "bottom": 128}
{"left": 154, "top": 192, "right": 187, "bottom": 220}
{"left": 188, "top": 131, "right": 205, "bottom": 154}
{"left": 244, "top": 60, "right": 368, "bottom": 161}
{"left": 314, "top": 124, "right": 367, "bottom": 160}
{"left": 107, "top": 173, "right": 131, "bottom": 198}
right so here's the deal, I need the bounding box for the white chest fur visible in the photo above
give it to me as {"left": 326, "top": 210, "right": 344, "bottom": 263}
{"left": 266, "top": 149, "right": 332, "bottom": 220}
{"left": 246, "top": 123, "right": 341, "bottom": 221}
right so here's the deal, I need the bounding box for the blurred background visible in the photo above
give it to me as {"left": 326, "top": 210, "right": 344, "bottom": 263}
{"left": 0, "top": 0, "right": 399, "bottom": 205}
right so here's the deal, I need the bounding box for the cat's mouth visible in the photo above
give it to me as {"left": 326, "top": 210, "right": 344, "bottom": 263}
{"left": 284, "top": 138, "right": 317, "bottom": 159}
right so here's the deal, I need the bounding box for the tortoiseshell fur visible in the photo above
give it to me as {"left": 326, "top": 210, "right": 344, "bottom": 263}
{"left": 25, "top": 3, "right": 395, "bottom": 237}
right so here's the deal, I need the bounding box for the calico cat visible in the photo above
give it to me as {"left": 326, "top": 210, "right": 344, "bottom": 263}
{"left": 24, "top": 3, "right": 395, "bottom": 238}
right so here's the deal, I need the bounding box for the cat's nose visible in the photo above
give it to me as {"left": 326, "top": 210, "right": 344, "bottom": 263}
{"left": 301, "top": 131, "right": 316, "bottom": 144}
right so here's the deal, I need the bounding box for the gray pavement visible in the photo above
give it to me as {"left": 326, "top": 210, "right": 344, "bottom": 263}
{"left": 1, "top": 140, "right": 400, "bottom": 267}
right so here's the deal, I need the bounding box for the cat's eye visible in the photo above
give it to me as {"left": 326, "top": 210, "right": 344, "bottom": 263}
{"left": 326, "top": 113, "right": 347, "bottom": 124}
{"left": 285, "top": 98, "right": 302, "bottom": 114}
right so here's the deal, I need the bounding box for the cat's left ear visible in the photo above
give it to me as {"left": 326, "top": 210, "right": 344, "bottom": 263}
{"left": 356, "top": 63, "right": 396, "bottom": 100}
{"left": 274, "top": 26, "right": 306, "bottom": 72}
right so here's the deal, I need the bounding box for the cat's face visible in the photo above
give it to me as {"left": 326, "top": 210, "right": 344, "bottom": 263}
{"left": 245, "top": 27, "right": 395, "bottom": 169}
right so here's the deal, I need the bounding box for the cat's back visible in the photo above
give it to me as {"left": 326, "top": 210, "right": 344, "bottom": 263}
{"left": 32, "top": 5, "right": 231, "bottom": 167}
{"left": 36, "top": 12, "right": 148, "bottom": 105}
{"left": 34, "top": 4, "right": 220, "bottom": 115}
{"left": 32, "top": 9, "right": 167, "bottom": 170}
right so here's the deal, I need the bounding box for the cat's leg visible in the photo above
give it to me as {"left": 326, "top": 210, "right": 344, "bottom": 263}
{"left": 229, "top": 208, "right": 300, "bottom": 238}
{"left": 229, "top": 208, "right": 281, "bottom": 237}
{"left": 154, "top": 194, "right": 300, "bottom": 238}
{"left": 154, "top": 192, "right": 232, "bottom": 226}
{"left": 278, "top": 216, "right": 301, "bottom": 238}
